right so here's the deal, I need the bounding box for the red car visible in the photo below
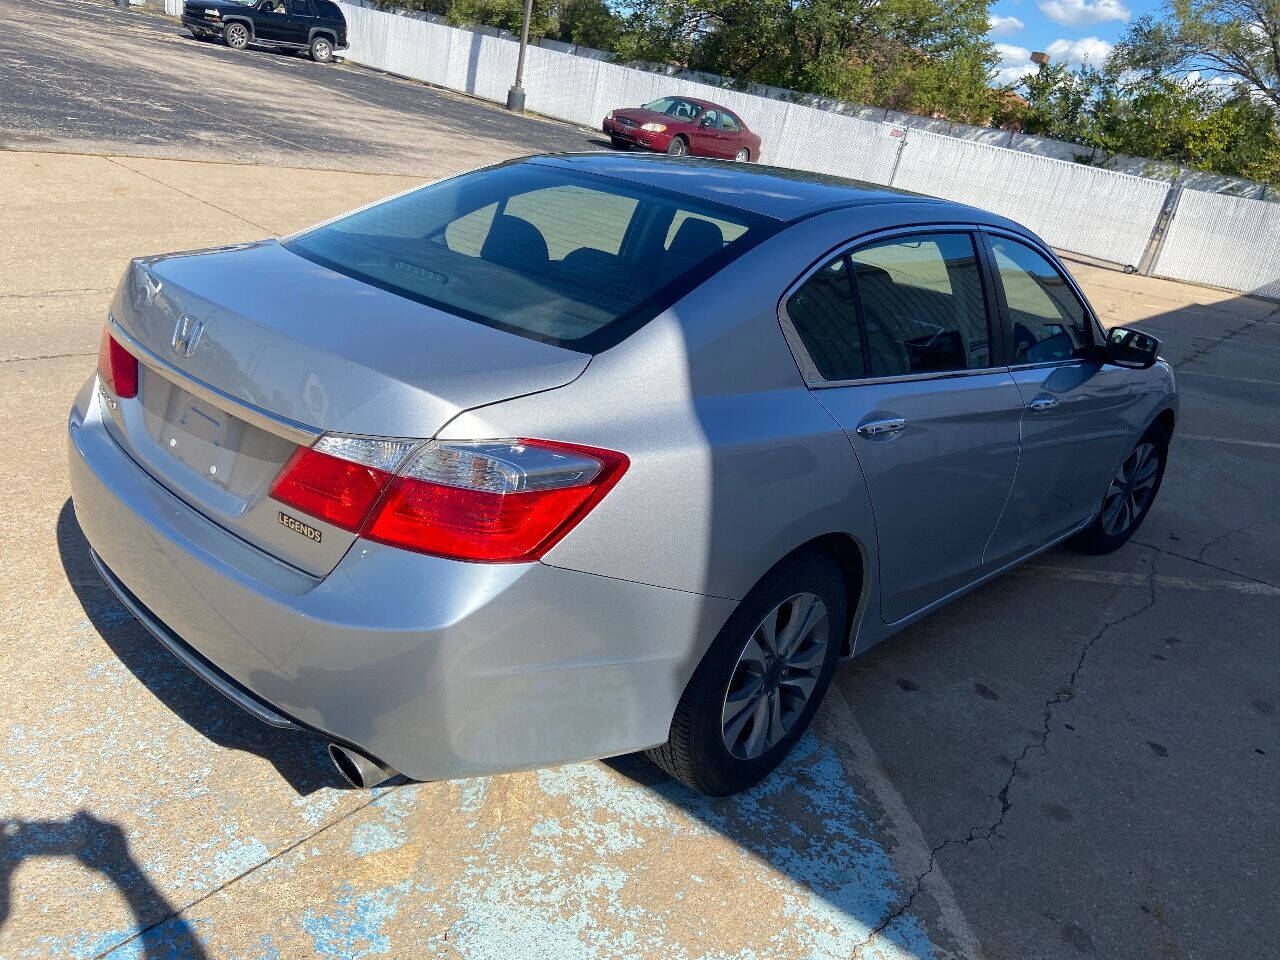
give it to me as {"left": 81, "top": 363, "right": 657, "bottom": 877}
{"left": 603, "top": 96, "right": 761, "bottom": 162}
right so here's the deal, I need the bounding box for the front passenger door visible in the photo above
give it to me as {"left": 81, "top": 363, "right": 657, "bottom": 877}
{"left": 252, "top": 0, "right": 289, "bottom": 40}
{"left": 981, "top": 233, "right": 1138, "bottom": 565}
{"left": 785, "top": 231, "right": 1023, "bottom": 623}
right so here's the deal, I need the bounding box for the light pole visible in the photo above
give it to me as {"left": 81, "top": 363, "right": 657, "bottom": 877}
{"left": 505, "top": 0, "right": 535, "bottom": 112}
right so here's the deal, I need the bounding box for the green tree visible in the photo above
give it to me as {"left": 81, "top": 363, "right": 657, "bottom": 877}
{"left": 1013, "top": 60, "right": 1280, "bottom": 186}
{"left": 1113, "top": 0, "right": 1280, "bottom": 111}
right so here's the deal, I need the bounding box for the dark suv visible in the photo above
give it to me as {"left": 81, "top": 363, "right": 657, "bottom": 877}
{"left": 183, "top": 0, "right": 348, "bottom": 62}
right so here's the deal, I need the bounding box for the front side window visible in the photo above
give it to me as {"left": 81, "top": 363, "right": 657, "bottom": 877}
{"left": 851, "top": 233, "right": 991, "bottom": 377}
{"left": 285, "top": 163, "right": 776, "bottom": 352}
{"left": 989, "top": 237, "right": 1093, "bottom": 364}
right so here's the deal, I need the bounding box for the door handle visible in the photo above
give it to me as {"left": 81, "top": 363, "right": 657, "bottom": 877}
{"left": 1028, "top": 395, "right": 1060, "bottom": 413}
{"left": 856, "top": 417, "right": 908, "bottom": 438}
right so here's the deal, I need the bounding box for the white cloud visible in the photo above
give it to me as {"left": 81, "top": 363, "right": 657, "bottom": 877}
{"left": 989, "top": 14, "right": 1026, "bottom": 35}
{"left": 1038, "top": 0, "right": 1130, "bottom": 25}
{"left": 991, "top": 43, "right": 1036, "bottom": 85}
{"left": 1046, "top": 36, "right": 1115, "bottom": 65}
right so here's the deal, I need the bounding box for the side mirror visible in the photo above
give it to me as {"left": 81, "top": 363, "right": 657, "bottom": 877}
{"left": 1104, "top": 326, "right": 1159, "bottom": 369}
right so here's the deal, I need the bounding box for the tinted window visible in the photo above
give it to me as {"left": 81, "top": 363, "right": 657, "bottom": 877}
{"left": 989, "top": 237, "right": 1093, "bottom": 364}
{"left": 787, "top": 258, "right": 863, "bottom": 381}
{"left": 289, "top": 0, "right": 314, "bottom": 14}
{"left": 851, "top": 233, "right": 991, "bottom": 376}
{"left": 285, "top": 164, "right": 776, "bottom": 352}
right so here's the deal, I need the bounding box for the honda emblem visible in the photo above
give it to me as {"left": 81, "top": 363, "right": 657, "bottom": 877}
{"left": 171, "top": 315, "right": 204, "bottom": 357}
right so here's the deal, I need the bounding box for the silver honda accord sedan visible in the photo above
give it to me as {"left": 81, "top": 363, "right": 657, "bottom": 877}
{"left": 68, "top": 154, "right": 1176, "bottom": 795}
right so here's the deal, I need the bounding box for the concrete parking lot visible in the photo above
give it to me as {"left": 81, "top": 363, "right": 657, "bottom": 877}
{"left": 3, "top": 3, "right": 1279, "bottom": 958}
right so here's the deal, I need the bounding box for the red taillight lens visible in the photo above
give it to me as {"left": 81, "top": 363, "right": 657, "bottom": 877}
{"left": 98, "top": 328, "right": 139, "bottom": 399}
{"left": 270, "top": 447, "right": 393, "bottom": 531}
{"left": 269, "top": 437, "right": 628, "bottom": 562}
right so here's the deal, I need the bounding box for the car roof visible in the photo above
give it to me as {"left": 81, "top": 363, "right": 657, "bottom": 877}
{"left": 528, "top": 153, "right": 978, "bottom": 223}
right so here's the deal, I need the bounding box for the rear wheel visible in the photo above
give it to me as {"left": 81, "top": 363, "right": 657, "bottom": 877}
{"left": 734, "top": 147, "right": 750, "bottom": 162}
{"left": 666, "top": 136, "right": 688, "bottom": 157}
{"left": 1070, "top": 421, "right": 1169, "bottom": 554}
{"left": 309, "top": 35, "right": 334, "bottom": 62}
{"left": 223, "top": 21, "right": 250, "bottom": 50}
{"left": 647, "top": 552, "right": 848, "bottom": 795}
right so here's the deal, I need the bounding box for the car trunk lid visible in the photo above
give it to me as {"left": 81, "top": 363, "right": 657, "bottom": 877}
{"left": 102, "top": 240, "right": 589, "bottom": 576}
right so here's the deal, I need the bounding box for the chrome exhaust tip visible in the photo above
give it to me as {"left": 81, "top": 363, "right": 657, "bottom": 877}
{"left": 327, "top": 743, "right": 397, "bottom": 789}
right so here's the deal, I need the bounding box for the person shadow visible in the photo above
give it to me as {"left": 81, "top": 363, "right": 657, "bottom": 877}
{"left": 55, "top": 499, "right": 346, "bottom": 795}
{"left": 0, "top": 812, "right": 207, "bottom": 959}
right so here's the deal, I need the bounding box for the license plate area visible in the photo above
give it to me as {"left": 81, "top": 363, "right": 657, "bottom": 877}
{"left": 158, "top": 389, "right": 240, "bottom": 489}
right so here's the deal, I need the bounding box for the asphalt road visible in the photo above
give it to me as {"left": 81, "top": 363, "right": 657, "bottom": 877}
{"left": 0, "top": 0, "right": 599, "bottom": 175}
{"left": 2, "top": 3, "right": 1279, "bottom": 958}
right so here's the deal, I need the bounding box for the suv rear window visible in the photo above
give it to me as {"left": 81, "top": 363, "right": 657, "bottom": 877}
{"left": 284, "top": 163, "right": 777, "bottom": 352}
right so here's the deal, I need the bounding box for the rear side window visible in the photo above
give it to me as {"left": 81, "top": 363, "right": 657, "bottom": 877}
{"left": 719, "top": 113, "right": 740, "bottom": 131}
{"left": 989, "top": 237, "right": 1093, "bottom": 364}
{"left": 787, "top": 258, "right": 863, "bottom": 381}
{"left": 786, "top": 232, "right": 992, "bottom": 381}
{"left": 289, "top": 0, "right": 314, "bottom": 14}
{"left": 852, "top": 233, "right": 990, "bottom": 376}
{"left": 285, "top": 163, "right": 777, "bottom": 352}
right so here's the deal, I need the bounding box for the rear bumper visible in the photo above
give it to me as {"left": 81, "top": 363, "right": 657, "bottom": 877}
{"left": 68, "top": 377, "right": 733, "bottom": 780}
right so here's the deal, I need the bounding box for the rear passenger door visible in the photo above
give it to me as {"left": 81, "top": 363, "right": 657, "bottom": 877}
{"left": 286, "top": 0, "right": 316, "bottom": 41}
{"left": 690, "top": 110, "right": 726, "bottom": 157}
{"left": 783, "top": 230, "right": 1023, "bottom": 624}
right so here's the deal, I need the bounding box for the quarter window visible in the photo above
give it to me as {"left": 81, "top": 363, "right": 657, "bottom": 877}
{"left": 851, "top": 233, "right": 991, "bottom": 377}
{"left": 786, "top": 258, "right": 863, "bottom": 381}
{"left": 989, "top": 237, "right": 1093, "bottom": 364}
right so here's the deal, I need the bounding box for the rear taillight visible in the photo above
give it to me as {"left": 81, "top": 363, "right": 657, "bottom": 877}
{"left": 270, "top": 437, "right": 627, "bottom": 563}
{"left": 269, "top": 435, "right": 413, "bottom": 531}
{"left": 98, "top": 327, "right": 139, "bottom": 399}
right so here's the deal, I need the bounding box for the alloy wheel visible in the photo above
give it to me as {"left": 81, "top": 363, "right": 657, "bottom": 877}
{"left": 1101, "top": 442, "right": 1159, "bottom": 535}
{"left": 735, "top": 148, "right": 749, "bottom": 162}
{"left": 227, "top": 24, "right": 248, "bottom": 48}
{"left": 721, "top": 592, "right": 829, "bottom": 760}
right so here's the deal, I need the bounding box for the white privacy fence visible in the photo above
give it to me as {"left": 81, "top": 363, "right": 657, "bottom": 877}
{"left": 1154, "top": 191, "right": 1280, "bottom": 300}
{"left": 890, "top": 130, "right": 1170, "bottom": 267}
{"left": 336, "top": 2, "right": 1280, "bottom": 299}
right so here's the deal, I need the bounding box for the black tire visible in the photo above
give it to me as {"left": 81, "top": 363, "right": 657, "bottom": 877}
{"left": 1070, "top": 420, "right": 1170, "bottom": 554}
{"left": 223, "top": 21, "right": 250, "bottom": 50}
{"left": 666, "top": 136, "right": 688, "bottom": 157}
{"left": 647, "top": 552, "right": 848, "bottom": 796}
{"left": 309, "top": 35, "right": 334, "bottom": 62}
{"left": 609, "top": 136, "right": 629, "bottom": 150}
{"left": 734, "top": 147, "right": 750, "bottom": 162}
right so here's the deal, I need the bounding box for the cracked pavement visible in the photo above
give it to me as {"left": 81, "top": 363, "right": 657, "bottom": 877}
{"left": 3, "top": 3, "right": 1279, "bottom": 956}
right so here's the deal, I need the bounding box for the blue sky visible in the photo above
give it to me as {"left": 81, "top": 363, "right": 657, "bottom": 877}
{"left": 987, "top": 0, "right": 1163, "bottom": 84}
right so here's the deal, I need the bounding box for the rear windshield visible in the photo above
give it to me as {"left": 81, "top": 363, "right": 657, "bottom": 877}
{"left": 284, "top": 162, "right": 779, "bottom": 353}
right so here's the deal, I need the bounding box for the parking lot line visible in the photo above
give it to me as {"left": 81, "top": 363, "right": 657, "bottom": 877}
{"left": 1024, "top": 563, "right": 1280, "bottom": 597}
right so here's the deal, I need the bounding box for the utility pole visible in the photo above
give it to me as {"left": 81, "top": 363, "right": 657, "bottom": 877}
{"left": 506, "top": 0, "right": 534, "bottom": 112}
